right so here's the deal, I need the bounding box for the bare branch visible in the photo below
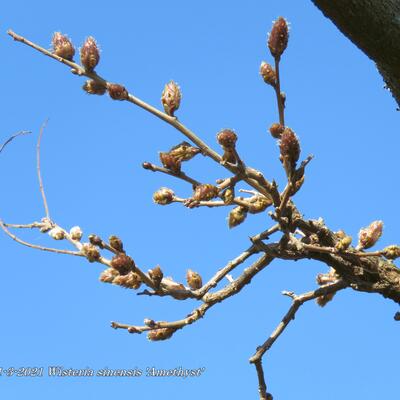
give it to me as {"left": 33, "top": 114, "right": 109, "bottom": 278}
{"left": 0, "top": 131, "right": 30, "bottom": 154}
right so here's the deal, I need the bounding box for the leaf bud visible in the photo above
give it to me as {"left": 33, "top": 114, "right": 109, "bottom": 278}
{"left": 147, "top": 324, "right": 176, "bottom": 341}
{"left": 82, "top": 80, "right": 106, "bottom": 95}
{"left": 52, "top": 32, "right": 75, "bottom": 60}
{"left": 148, "top": 265, "right": 164, "bottom": 288}
{"left": 80, "top": 36, "right": 100, "bottom": 71}
{"left": 268, "top": 17, "right": 289, "bottom": 59}
{"left": 161, "top": 80, "right": 181, "bottom": 116}
{"left": 159, "top": 152, "right": 181, "bottom": 173}
{"left": 88, "top": 234, "right": 104, "bottom": 248}
{"left": 110, "top": 253, "right": 134, "bottom": 275}
{"left": 228, "top": 206, "right": 248, "bottom": 229}
{"left": 168, "top": 142, "right": 201, "bottom": 162}
{"left": 382, "top": 245, "right": 400, "bottom": 260}
{"left": 279, "top": 127, "right": 300, "bottom": 169}
{"left": 112, "top": 271, "right": 141, "bottom": 289}
{"left": 335, "top": 236, "right": 352, "bottom": 252}
{"left": 217, "top": 129, "right": 237, "bottom": 149}
{"left": 357, "top": 220, "right": 383, "bottom": 250}
{"left": 107, "top": 83, "right": 129, "bottom": 100}
{"left": 269, "top": 123, "right": 284, "bottom": 139}
{"left": 153, "top": 187, "right": 175, "bottom": 205}
{"left": 193, "top": 184, "right": 219, "bottom": 201}
{"left": 82, "top": 243, "right": 101, "bottom": 262}
{"left": 99, "top": 268, "right": 119, "bottom": 283}
{"left": 259, "top": 61, "right": 276, "bottom": 86}
{"left": 186, "top": 269, "right": 202, "bottom": 290}
{"left": 48, "top": 227, "right": 65, "bottom": 240}
{"left": 69, "top": 226, "right": 83, "bottom": 241}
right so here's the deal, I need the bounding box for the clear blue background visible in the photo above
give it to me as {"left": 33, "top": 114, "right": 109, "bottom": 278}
{"left": 1, "top": 1, "right": 399, "bottom": 399}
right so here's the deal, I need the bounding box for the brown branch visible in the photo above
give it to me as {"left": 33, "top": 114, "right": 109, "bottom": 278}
{"left": 142, "top": 162, "right": 200, "bottom": 187}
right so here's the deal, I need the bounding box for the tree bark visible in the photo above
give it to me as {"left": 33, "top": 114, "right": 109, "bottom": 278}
{"left": 311, "top": 0, "right": 400, "bottom": 108}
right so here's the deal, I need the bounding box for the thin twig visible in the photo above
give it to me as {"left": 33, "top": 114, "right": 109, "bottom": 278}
{"left": 37, "top": 120, "right": 50, "bottom": 220}
{"left": 142, "top": 162, "right": 200, "bottom": 186}
{"left": 0, "top": 131, "right": 30, "bottom": 154}
{"left": 274, "top": 58, "right": 285, "bottom": 126}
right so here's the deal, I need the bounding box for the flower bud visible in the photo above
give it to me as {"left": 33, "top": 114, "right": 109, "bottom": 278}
{"left": 82, "top": 243, "right": 101, "bottom": 262}
{"left": 269, "top": 123, "right": 284, "bottom": 139}
{"left": 153, "top": 187, "right": 175, "bottom": 205}
{"left": 248, "top": 195, "right": 272, "bottom": 214}
{"left": 193, "top": 184, "right": 219, "bottom": 201}
{"left": 110, "top": 253, "right": 134, "bottom": 275}
{"left": 161, "top": 81, "right": 181, "bottom": 116}
{"left": 69, "top": 226, "right": 83, "bottom": 241}
{"left": 40, "top": 217, "right": 53, "bottom": 233}
{"left": 268, "top": 17, "right": 289, "bottom": 59}
{"left": 52, "top": 32, "right": 75, "bottom": 60}
{"left": 357, "top": 220, "right": 383, "bottom": 250}
{"left": 113, "top": 271, "right": 141, "bottom": 289}
{"left": 222, "top": 188, "right": 234, "bottom": 204}
{"left": 147, "top": 324, "right": 176, "bottom": 341}
{"left": 82, "top": 80, "right": 106, "bottom": 95}
{"left": 186, "top": 269, "right": 202, "bottom": 290}
{"left": 159, "top": 152, "right": 181, "bottom": 173}
{"left": 107, "top": 83, "right": 129, "bottom": 100}
{"left": 80, "top": 36, "right": 100, "bottom": 71}
{"left": 279, "top": 127, "right": 300, "bottom": 169}
{"left": 99, "top": 268, "right": 119, "bottom": 283}
{"left": 335, "top": 236, "right": 352, "bottom": 252}
{"left": 217, "top": 129, "right": 237, "bottom": 149}
{"left": 149, "top": 265, "right": 164, "bottom": 288}
{"left": 169, "top": 142, "right": 200, "bottom": 162}
{"left": 109, "top": 235, "right": 124, "bottom": 252}
{"left": 228, "top": 206, "right": 248, "bottom": 229}
{"left": 382, "top": 245, "right": 400, "bottom": 260}
{"left": 48, "top": 227, "right": 65, "bottom": 240}
{"left": 259, "top": 61, "right": 276, "bottom": 86}
{"left": 89, "top": 234, "right": 104, "bottom": 248}
{"left": 316, "top": 292, "right": 336, "bottom": 307}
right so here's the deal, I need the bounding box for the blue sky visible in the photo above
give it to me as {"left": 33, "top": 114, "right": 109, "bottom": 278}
{"left": 2, "top": 1, "right": 399, "bottom": 399}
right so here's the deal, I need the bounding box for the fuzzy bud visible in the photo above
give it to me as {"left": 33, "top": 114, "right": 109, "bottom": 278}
{"left": 99, "top": 268, "right": 119, "bottom": 283}
{"left": 279, "top": 127, "right": 300, "bottom": 169}
{"left": 269, "top": 123, "right": 285, "bottom": 139}
{"left": 316, "top": 292, "right": 336, "bottom": 307}
{"left": 168, "top": 142, "right": 200, "bottom": 162}
{"left": 335, "top": 236, "right": 352, "bottom": 252}
{"left": 88, "top": 234, "right": 104, "bottom": 248}
{"left": 69, "top": 226, "right": 83, "bottom": 241}
{"left": 248, "top": 195, "right": 272, "bottom": 214}
{"left": 193, "top": 184, "right": 219, "bottom": 201}
{"left": 217, "top": 129, "right": 238, "bottom": 149}
{"left": 110, "top": 253, "right": 134, "bottom": 275}
{"left": 52, "top": 32, "right": 75, "bottom": 61}
{"left": 161, "top": 81, "right": 181, "bottom": 116}
{"left": 268, "top": 17, "right": 289, "bottom": 59}
{"left": 107, "top": 83, "right": 128, "bottom": 100}
{"left": 112, "top": 271, "right": 141, "bottom": 289}
{"left": 383, "top": 245, "right": 400, "bottom": 260}
{"left": 259, "top": 61, "right": 276, "bottom": 86}
{"left": 228, "top": 206, "right": 248, "bottom": 229}
{"left": 147, "top": 324, "right": 176, "bottom": 341}
{"left": 153, "top": 187, "right": 175, "bottom": 205}
{"left": 82, "top": 243, "right": 101, "bottom": 262}
{"left": 149, "top": 265, "right": 164, "bottom": 288}
{"left": 109, "top": 235, "right": 124, "bottom": 253}
{"left": 48, "top": 227, "right": 65, "bottom": 240}
{"left": 80, "top": 36, "right": 100, "bottom": 71}
{"left": 159, "top": 152, "right": 181, "bottom": 173}
{"left": 357, "top": 220, "right": 383, "bottom": 250}
{"left": 222, "top": 188, "right": 235, "bottom": 204}
{"left": 186, "top": 269, "right": 202, "bottom": 290}
{"left": 40, "top": 217, "right": 53, "bottom": 233}
{"left": 82, "top": 80, "right": 106, "bottom": 95}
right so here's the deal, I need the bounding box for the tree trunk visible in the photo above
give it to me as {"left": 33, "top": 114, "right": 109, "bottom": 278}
{"left": 311, "top": 0, "right": 400, "bottom": 108}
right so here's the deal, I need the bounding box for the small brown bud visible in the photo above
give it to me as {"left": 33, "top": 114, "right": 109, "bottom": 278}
{"left": 186, "top": 269, "right": 202, "bottom": 290}
{"left": 268, "top": 17, "right": 289, "bottom": 59}
{"left": 169, "top": 142, "right": 201, "bottom": 162}
{"left": 107, "top": 83, "right": 128, "bottom": 101}
{"left": 222, "top": 188, "right": 235, "bottom": 204}
{"left": 259, "top": 61, "right": 276, "bottom": 86}
{"left": 82, "top": 80, "right": 106, "bottom": 95}
{"left": 52, "top": 32, "right": 75, "bottom": 60}
{"left": 80, "top": 36, "right": 100, "bottom": 71}
{"left": 159, "top": 152, "right": 181, "bottom": 173}
{"left": 69, "top": 226, "right": 83, "bottom": 241}
{"left": 88, "top": 234, "right": 104, "bottom": 248}
{"left": 110, "top": 254, "right": 134, "bottom": 275}
{"left": 147, "top": 324, "right": 176, "bottom": 341}
{"left": 82, "top": 243, "right": 101, "bottom": 262}
{"left": 335, "top": 236, "right": 352, "bottom": 252}
{"left": 49, "top": 227, "right": 65, "bottom": 240}
{"left": 217, "top": 129, "right": 238, "bottom": 149}
{"left": 279, "top": 127, "right": 300, "bottom": 169}
{"left": 316, "top": 292, "right": 336, "bottom": 307}
{"left": 144, "top": 318, "right": 156, "bottom": 327}
{"left": 161, "top": 80, "right": 181, "bottom": 116}
{"left": 357, "top": 220, "right": 383, "bottom": 250}
{"left": 148, "top": 265, "right": 164, "bottom": 288}
{"left": 153, "top": 187, "right": 175, "bottom": 205}
{"left": 99, "top": 268, "right": 119, "bottom": 283}
{"left": 269, "top": 123, "right": 284, "bottom": 139}
{"left": 112, "top": 271, "right": 141, "bottom": 289}
{"left": 109, "top": 235, "right": 124, "bottom": 252}
{"left": 142, "top": 162, "right": 153, "bottom": 170}
{"left": 40, "top": 217, "right": 53, "bottom": 233}
{"left": 228, "top": 206, "right": 248, "bottom": 229}
{"left": 193, "top": 184, "right": 219, "bottom": 201}
{"left": 383, "top": 245, "right": 400, "bottom": 260}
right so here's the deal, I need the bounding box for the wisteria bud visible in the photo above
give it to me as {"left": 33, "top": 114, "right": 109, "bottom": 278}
{"left": 110, "top": 253, "right": 134, "bottom": 275}
{"left": 217, "top": 129, "right": 237, "bottom": 149}
{"left": 259, "top": 61, "right": 276, "bottom": 86}
{"left": 88, "top": 234, "right": 104, "bottom": 248}
{"left": 69, "top": 226, "right": 83, "bottom": 241}
{"left": 383, "top": 245, "right": 400, "bottom": 260}
{"left": 112, "top": 271, "right": 141, "bottom": 289}
{"left": 335, "top": 236, "right": 352, "bottom": 252}
{"left": 248, "top": 195, "right": 272, "bottom": 214}
{"left": 82, "top": 243, "right": 101, "bottom": 262}
{"left": 48, "top": 227, "right": 65, "bottom": 240}
{"left": 269, "top": 123, "right": 284, "bottom": 139}
{"left": 82, "top": 80, "right": 106, "bottom": 95}
{"left": 159, "top": 152, "right": 181, "bottom": 173}
{"left": 153, "top": 187, "right": 175, "bottom": 205}
{"left": 107, "top": 83, "right": 129, "bottom": 101}
{"left": 279, "top": 127, "right": 300, "bottom": 169}
{"left": 193, "top": 184, "right": 219, "bottom": 201}
{"left": 228, "top": 206, "right": 248, "bottom": 229}
{"left": 109, "top": 235, "right": 124, "bottom": 253}
{"left": 357, "top": 220, "right": 383, "bottom": 250}
{"left": 222, "top": 188, "right": 234, "bottom": 204}
{"left": 40, "top": 217, "right": 53, "bottom": 233}
{"left": 268, "top": 17, "right": 289, "bottom": 59}
{"left": 161, "top": 81, "right": 181, "bottom": 116}
{"left": 149, "top": 265, "right": 164, "bottom": 288}
{"left": 186, "top": 269, "right": 202, "bottom": 290}
{"left": 147, "top": 324, "right": 176, "bottom": 341}
{"left": 80, "top": 36, "right": 100, "bottom": 71}
{"left": 99, "top": 268, "right": 119, "bottom": 283}
{"left": 52, "top": 32, "right": 75, "bottom": 61}
{"left": 169, "top": 142, "right": 200, "bottom": 162}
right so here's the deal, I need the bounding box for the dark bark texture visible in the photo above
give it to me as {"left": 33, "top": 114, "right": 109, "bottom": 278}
{"left": 312, "top": 0, "right": 400, "bottom": 108}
